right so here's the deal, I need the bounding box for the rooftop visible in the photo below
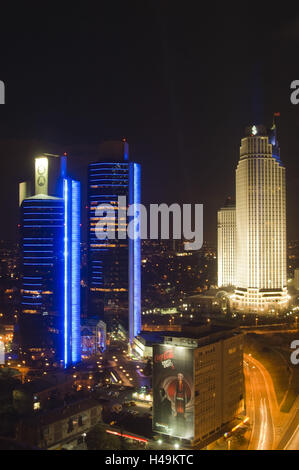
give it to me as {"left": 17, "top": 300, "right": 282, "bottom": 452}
{"left": 141, "top": 324, "right": 242, "bottom": 348}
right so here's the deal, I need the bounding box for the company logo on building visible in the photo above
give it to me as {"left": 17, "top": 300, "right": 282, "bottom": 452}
{"left": 154, "top": 349, "right": 175, "bottom": 368}
{"left": 35, "top": 157, "right": 49, "bottom": 195}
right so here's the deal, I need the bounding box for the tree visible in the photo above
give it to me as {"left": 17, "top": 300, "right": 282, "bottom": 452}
{"left": 86, "top": 424, "right": 137, "bottom": 450}
{"left": 86, "top": 424, "right": 121, "bottom": 450}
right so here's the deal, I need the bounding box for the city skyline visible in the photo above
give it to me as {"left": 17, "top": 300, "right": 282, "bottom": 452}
{"left": 0, "top": 3, "right": 299, "bottom": 454}
{"left": 0, "top": 115, "right": 298, "bottom": 246}
{"left": 0, "top": 6, "right": 299, "bottom": 244}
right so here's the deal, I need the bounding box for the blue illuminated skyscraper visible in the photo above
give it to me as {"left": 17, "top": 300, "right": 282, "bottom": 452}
{"left": 87, "top": 141, "right": 141, "bottom": 345}
{"left": 19, "top": 155, "right": 81, "bottom": 366}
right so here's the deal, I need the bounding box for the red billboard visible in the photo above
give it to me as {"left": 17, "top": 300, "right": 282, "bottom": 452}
{"left": 152, "top": 344, "right": 194, "bottom": 440}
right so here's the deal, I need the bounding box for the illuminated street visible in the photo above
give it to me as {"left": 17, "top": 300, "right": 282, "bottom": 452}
{"left": 244, "top": 354, "right": 275, "bottom": 450}
{"left": 0, "top": 4, "right": 299, "bottom": 455}
{"left": 277, "top": 409, "right": 299, "bottom": 450}
{"left": 103, "top": 340, "right": 151, "bottom": 389}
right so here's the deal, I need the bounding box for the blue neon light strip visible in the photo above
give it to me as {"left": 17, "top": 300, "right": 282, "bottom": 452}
{"left": 22, "top": 303, "right": 42, "bottom": 306}
{"left": 23, "top": 213, "right": 63, "bottom": 215}
{"left": 24, "top": 244, "right": 53, "bottom": 247}
{"left": 63, "top": 178, "right": 68, "bottom": 368}
{"left": 23, "top": 256, "right": 53, "bottom": 259}
{"left": 90, "top": 172, "right": 128, "bottom": 176}
{"left": 133, "top": 163, "right": 141, "bottom": 337}
{"left": 62, "top": 177, "right": 81, "bottom": 367}
{"left": 23, "top": 250, "right": 53, "bottom": 253}
{"left": 89, "top": 195, "right": 119, "bottom": 198}
{"left": 23, "top": 238, "right": 53, "bottom": 241}
{"left": 90, "top": 178, "right": 128, "bottom": 182}
{"left": 128, "top": 162, "right": 141, "bottom": 344}
{"left": 23, "top": 277, "right": 42, "bottom": 279}
{"left": 71, "top": 179, "right": 81, "bottom": 364}
{"left": 23, "top": 218, "right": 63, "bottom": 221}
{"left": 24, "top": 225, "right": 64, "bottom": 228}
{"left": 24, "top": 263, "right": 53, "bottom": 266}
{"left": 89, "top": 162, "right": 128, "bottom": 166}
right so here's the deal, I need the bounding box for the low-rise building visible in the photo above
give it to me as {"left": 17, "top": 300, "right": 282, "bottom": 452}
{"left": 152, "top": 325, "right": 244, "bottom": 447}
{"left": 13, "top": 374, "right": 75, "bottom": 414}
{"left": 16, "top": 398, "right": 102, "bottom": 449}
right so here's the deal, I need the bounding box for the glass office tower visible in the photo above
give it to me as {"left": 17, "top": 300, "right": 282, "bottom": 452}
{"left": 87, "top": 141, "right": 141, "bottom": 345}
{"left": 19, "top": 155, "right": 81, "bottom": 366}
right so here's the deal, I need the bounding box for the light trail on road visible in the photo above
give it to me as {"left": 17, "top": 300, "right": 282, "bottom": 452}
{"left": 257, "top": 398, "right": 268, "bottom": 450}
{"left": 284, "top": 424, "right": 299, "bottom": 450}
{"left": 245, "top": 354, "right": 275, "bottom": 450}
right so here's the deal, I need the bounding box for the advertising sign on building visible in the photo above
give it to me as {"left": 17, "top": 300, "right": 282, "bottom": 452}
{"left": 153, "top": 344, "right": 194, "bottom": 440}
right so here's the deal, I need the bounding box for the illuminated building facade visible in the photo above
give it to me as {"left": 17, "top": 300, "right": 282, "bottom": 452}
{"left": 233, "top": 123, "right": 288, "bottom": 313}
{"left": 87, "top": 141, "right": 141, "bottom": 345}
{"left": 152, "top": 326, "right": 244, "bottom": 447}
{"left": 81, "top": 318, "right": 106, "bottom": 358}
{"left": 19, "top": 155, "right": 81, "bottom": 366}
{"left": 217, "top": 198, "right": 236, "bottom": 287}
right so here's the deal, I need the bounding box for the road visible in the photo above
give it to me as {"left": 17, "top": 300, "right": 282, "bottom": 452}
{"left": 244, "top": 354, "right": 275, "bottom": 450}
{"left": 277, "top": 409, "right": 299, "bottom": 450}
{"left": 104, "top": 340, "right": 151, "bottom": 389}
{"left": 94, "top": 341, "right": 153, "bottom": 427}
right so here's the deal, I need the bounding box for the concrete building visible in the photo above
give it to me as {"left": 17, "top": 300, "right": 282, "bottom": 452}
{"left": 13, "top": 375, "right": 75, "bottom": 414}
{"left": 16, "top": 397, "right": 102, "bottom": 449}
{"left": 133, "top": 332, "right": 163, "bottom": 359}
{"left": 217, "top": 197, "right": 236, "bottom": 287}
{"left": 152, "top": 325, "right": 244, "bottom": 447}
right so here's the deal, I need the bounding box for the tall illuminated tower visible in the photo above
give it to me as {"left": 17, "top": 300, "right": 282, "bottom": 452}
{"left": 234, "top": 123, "right": 288, "bottom": 313}
{"left": 87, "top": 141, "right": 141, "bottom": 345}
{"left": 19, "top": 155, "right": 81, "bottom": 366}
{"left": 217, "top": 197, "right": 236, "bottom": 287}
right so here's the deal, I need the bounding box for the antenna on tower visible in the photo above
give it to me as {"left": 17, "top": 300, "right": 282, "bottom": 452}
{"left": 270, "top": 112, "right": 281, "bottom": 156}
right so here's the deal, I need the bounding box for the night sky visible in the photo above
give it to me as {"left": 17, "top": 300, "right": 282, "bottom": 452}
{"left": 0, "top": 4, "right": 298, "bottom": 243}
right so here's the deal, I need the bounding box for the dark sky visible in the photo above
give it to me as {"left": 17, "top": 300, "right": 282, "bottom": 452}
{"left": 0, "top": 3, "right": 299, "bottom": 243}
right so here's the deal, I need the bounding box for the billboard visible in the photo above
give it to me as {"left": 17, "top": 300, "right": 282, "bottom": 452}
{"left": 153, "top": 344, "right": 194, "bottom": 440}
